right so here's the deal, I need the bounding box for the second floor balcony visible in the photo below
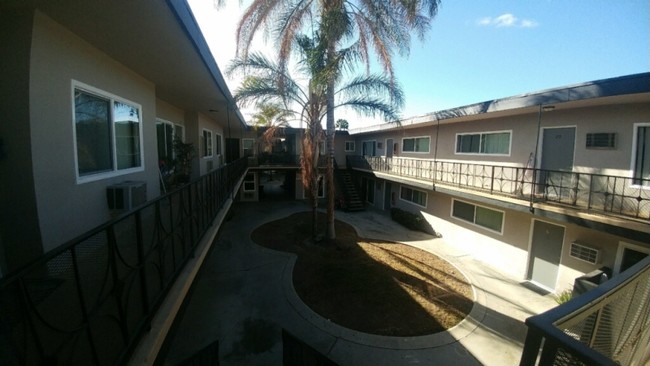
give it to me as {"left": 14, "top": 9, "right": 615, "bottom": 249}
{"left": 348, "top": 155, "right": 650, "bottom": 223}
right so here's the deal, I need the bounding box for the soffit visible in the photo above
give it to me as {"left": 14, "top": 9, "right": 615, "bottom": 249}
{"left": 34, "top": 0, "right": 239, "bottom": 126}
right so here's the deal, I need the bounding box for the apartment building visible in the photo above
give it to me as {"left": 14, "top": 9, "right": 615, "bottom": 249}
{"left": 343, "top": 72, "right": 650, "bottom": 292}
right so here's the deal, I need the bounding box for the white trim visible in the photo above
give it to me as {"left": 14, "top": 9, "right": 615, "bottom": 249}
{"left": 202, "top": 128, "right": 213, "bottom": 158}
{"left": 242, "top": 138, "right": 255, "bottom": 156}
{"left": 455, "top": 129, "right": 512, "bottom": 157}
{"left": 215, "top": 133, "right": 222, "bottom": 156}
{"left": 399, "top": 185, "right": 428, "bottom": 208}
{"left": 401, "top": 135, "right": 431, "bottom": 154}
{"left": 72, "top": 80, "right": 144, "bottom": 184}
{"left": 629, "top": 123, "right": 650, "bottom": 189}
{"left": 243, "top": 172, "right": 256, "bottom": 192}
{"left": 450, "top": 198, "right": 505, "bottom": 235}
{"left": 156, "top": 118, "right": 184, "bottom": 160}
{"left": 614, "top": 241, "right": 650, "bottom": 275}
{"left": 344, "top": 140, "right": 356, "bottom": 152}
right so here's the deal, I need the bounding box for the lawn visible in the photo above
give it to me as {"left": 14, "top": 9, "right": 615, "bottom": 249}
{"left": 251, "top": 211, "right": 474, "bottom": 336}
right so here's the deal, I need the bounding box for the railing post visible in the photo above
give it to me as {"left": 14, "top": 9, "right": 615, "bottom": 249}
{"left": 490, "top": 165, "right": 495, "bottom": 194}
{"left": 135, "top": 209, "right": 151, "bottom": 321}
{"left": 572, "top": 173, "right": 580, "bottom": 206}
{"left": 71, "top": 247, "right": 101, "bottom": 365}
{"left": 519, "top": 328, "right": 544, "bottom": 366}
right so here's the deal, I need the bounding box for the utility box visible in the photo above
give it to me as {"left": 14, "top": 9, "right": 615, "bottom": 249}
{"left": 107, "top": 181, "right": 147, "bottom": 211}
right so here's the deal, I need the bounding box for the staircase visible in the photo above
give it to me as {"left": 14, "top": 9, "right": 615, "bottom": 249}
{"left": 337, "top": 169, "right": 365, "bottom": 212}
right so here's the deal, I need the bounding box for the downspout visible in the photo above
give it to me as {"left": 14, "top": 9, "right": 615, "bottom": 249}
{"left": 530, "top": 104, "right": 543, "bottom": 213}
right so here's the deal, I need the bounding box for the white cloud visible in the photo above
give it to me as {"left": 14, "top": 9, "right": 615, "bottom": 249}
{"left": 477, "top": 13, "right": 539, "bottom": 28}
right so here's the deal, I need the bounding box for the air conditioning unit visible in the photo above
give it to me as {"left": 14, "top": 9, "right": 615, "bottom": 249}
{"left": 107, "top": 181, "right": 147, "bottom": 211}
{"left": 570, "top": 242, "right": 600, "bottom": 265}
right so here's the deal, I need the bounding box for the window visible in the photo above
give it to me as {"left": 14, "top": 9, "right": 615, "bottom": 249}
{"left": 202, "top": 129, "right": 213, "bottom": 158}
{"left": 633, "top": 125, "right": 650, "bottom": 185}
{"left": 402, "top": 136, "right": 430, "bottom": 153}
{"left": 399, "top": 186, "right": 427, "bottom": 207}
{"left": 243, "top": 138, "right": 255, "bottom": 156}
{"left": 243, "top": 173, "right": 256, "bottom": 191}
{"left": 73, "top": 83, "right": 143, "bottom": 182}
{"left": 451, "top": 199, "right": 504, "bottom": 233}
{"left": 156, "top": 120, "right": 184, "bottom": 164}
{"left": 456, "top": 131, "right": 511, "bottom": 155}
{"left": 216, "top": 134, "right": 222, "bottom": 155}
{"left": 345, "top": 141, "right": 356, "bottom": 152}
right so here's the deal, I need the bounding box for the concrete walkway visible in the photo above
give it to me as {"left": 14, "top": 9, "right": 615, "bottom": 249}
{"left": 161, "top": 201, "right": 557, "bottom": 365}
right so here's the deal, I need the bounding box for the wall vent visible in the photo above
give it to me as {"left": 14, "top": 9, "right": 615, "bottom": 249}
{"left": 570, "top": 242, "right": 600, "bottom": 264}
{"left": 107, "top": 181, "right": 147, "bottom": 211}
{"left": 586, "top": 133, "right": 616, "bottom": 149}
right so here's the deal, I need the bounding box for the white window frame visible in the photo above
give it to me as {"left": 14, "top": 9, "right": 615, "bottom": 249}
{"left": 156, "top": 118, "right": 184, "bottom": 160}
{"left": 242, "top": 138, "right": 255, "bottom": 156}
{"left": 215, "top": 133, "right": 222, "bottom": 156}
{"left": 629, "top": 122, "right": 650, "bottom": 188}
{"left": 72, "top": 80, "right": 144, "bottom": 184}
{"left": 450, "top": 198, "right": 505, "bottom": 234}
{"left": 202, "top": 129, "right": 213, "bottom": 158}
{"left": 402, "top": 136, "right": 431, "bottom": 154}
{"left": 614, "top": 241, "right": 650, "bottom": 275}
{"left": 399, "top": 185, "right": 427, "bottom": 208}
{"left": 455, "top": 130, "right": 512, "bottom": 156}
{"left": 345, "top": 141, "right": 356, "bottom": 152}
{"left": 243, "top": 172, "right": 256, "bottom": 192}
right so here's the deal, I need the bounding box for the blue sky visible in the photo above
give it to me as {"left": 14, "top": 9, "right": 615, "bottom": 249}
{"left": 188, "top": 0, "right": 649, "bottom": 128}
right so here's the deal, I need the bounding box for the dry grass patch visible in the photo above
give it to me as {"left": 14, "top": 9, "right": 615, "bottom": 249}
{"left": 251, "top": 211, "right": 473, "bottom": 336}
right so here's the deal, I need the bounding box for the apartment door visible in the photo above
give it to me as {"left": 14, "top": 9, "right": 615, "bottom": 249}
{"left": 225, "top": 138, "right": 240, "bottom": 164}
{"left": 539, "top": 127, "right": 575, "bottom": 196}
{"left": 384, "top": 182, "right": 392, "bottom": 210}
{"left": 386, "top": 139, "right": 394, "bottom": 158}
{"left": 528, "top": 220, "right": 565, "bottom": 290}
{"left": 540, "top": 127, "right": 575, "bottom": 171}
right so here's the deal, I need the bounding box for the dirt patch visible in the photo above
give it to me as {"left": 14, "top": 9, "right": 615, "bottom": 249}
{"left": 251, "top": 211, "right": 474, "bottom": 336}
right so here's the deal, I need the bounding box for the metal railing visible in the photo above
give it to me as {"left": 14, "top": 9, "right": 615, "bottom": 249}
{"left": 348, "top": 155, "right": 650, "bottom": 220}
{"left": 0, "top": 158, "right": 247, "bottom": 366}
{"left": 519, "top": 255, "right": 650, "bottom": 366}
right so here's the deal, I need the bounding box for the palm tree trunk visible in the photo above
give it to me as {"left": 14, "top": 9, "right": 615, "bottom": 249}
{"left": 325, "top": 44, "right": 336, "bottom": 240}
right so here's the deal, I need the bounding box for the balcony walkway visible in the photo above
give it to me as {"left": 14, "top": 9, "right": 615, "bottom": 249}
{"left": 158, "top": 201, "right": 557, "bottom": 366}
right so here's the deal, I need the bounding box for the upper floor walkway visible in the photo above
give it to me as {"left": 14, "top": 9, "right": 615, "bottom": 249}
{"left": 347, "top": 155, "right": 650, "bottom": 231}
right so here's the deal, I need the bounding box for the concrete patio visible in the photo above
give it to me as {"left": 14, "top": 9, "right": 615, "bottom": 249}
{"left": 159, "top": 200, "right": 557, "bottom": 365}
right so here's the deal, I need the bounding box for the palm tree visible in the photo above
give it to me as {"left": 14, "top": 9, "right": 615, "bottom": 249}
{"left": 232, "top": 0, "right": 441, "bottom": 240}
{"left": 228, "top": 34, "right": 403, "bottom": 240}
{"left": 335, "top": 119, "right": 349, "bottom": 131}
{"left": 250, "top": 102, "right": 292, "bottom": 154}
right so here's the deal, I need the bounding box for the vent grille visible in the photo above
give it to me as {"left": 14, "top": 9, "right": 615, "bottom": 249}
{"left": 570, "top": 242, "right": 600, "bottom": 264}
{"left": 586, "top": 133, "right": 616, "bottom": 149}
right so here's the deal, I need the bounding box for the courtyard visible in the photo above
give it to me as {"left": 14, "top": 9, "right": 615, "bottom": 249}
{"left": 159, "top": 201, "right": 557, "bottom": 366}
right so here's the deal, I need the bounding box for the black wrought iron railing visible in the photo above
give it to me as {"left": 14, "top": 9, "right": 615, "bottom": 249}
{"left": 519, "top": 255, "right": 650, "bottom": 366}
{"left": 348, "top": 155, "right": 650, "bottom": 220}
{"left": 0, "top": 158, "right": 247, "bottom": 366}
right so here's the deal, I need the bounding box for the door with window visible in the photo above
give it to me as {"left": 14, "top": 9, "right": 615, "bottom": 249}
{"left": 528, "top": 220, "right": 565, "bottom": 290}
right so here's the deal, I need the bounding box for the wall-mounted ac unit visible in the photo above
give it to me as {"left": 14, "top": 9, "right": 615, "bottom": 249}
{"left": 107, "top": 181, "right": 147, "bottom": 211}
{"left": 570, "top": 242, "right": 600, "bottom": 265}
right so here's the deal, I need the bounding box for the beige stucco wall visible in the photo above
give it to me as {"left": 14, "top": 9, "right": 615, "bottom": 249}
{"left": 29, "top": 12, "right": 160, "bottom": 252}
{"left": 156, "top": 99, "right": 185, "bottom": 127}
{"left": 385, "top": 180, "right": 648, "bottom": 292}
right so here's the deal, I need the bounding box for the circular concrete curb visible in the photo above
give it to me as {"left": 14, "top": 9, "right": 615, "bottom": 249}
{"left": 281, "top": 244, "right": 487, "bottom": 350}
